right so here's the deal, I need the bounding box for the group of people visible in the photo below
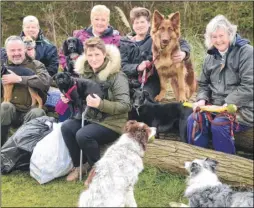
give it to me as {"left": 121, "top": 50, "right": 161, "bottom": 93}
{"left": 1, "top": 5, "right": 253, "bottom": 182}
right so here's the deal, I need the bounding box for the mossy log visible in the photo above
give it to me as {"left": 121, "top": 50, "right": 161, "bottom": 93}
{"left": 144, "top": 139, "right": 253, "bottom": 188}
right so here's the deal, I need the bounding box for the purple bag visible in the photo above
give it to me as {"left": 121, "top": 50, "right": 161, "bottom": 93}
{"left": 55, "top": 100, "right": 69, "bottom": 115}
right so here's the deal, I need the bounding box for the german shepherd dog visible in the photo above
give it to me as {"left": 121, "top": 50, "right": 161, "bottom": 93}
{"left": 1, "top": 64, "right": 43, "bottom": 108}
{"left": 151, "top": 11, "right": 197, "bottom": 102}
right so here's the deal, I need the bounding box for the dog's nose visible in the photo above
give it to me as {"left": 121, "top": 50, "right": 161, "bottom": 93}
{"left": 162, "top": 39, "right": 169, "bottom": 45}
{"left": 134, "top": 104, "right": 139, "bottom": 109}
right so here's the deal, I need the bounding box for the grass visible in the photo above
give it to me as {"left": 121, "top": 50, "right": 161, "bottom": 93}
{"left": 1, "top": 165, "right": 188, "bottom": 207}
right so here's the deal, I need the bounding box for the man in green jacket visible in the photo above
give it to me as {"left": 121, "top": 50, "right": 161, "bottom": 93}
{"left": 1, "top": 35, "right": 52, "bottom": 146}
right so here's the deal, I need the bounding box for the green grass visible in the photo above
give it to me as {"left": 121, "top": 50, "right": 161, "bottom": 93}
{"left": 1, "top": 165, "right": 188, "bottom": 207}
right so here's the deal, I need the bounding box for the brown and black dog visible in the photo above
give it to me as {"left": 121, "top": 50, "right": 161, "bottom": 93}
{"left": 151, "top": 10, "right": 197, "bottom": 102}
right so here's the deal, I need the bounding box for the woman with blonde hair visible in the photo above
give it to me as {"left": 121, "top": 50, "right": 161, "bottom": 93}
{"left": 59, "top": 5, "right": 121, "bottom": 70}
{"left": 186, "top": 15, "right": 253, "bottom": 154}
{"left": 61, "top": 37, "right": 131, "bottom": 181}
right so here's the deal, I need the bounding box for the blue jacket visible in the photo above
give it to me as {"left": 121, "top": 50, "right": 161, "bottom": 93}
{"left": 20, "top": 30, "right": 59, "bottom": 76}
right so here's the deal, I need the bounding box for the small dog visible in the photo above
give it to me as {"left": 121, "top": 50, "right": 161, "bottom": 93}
{"left": 22, "top": 35, "right": 36, "bottom": 59}
{"left": 53, "top": 72, "right": 109, "bottom": 119}
{"left": 62, "top": 37, "right": 83, "bottom": 77}
{"left": 184, "top": 158, "right": 254, "bottom": 207}
{"left": 1, "top": 64, "right": 43, "bottom": 108}
{"left": 151, "top": 10, "right": 197, "bottom": 102}
{"left": 78, "top": 120, "right": 156, "bottom": 207}
{"left": 131, "top": 88, "right": 192, "bottom": 141}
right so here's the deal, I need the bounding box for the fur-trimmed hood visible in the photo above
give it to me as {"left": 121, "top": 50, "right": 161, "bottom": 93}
{"left": 74, "top": 44, "right": 121, "bottom": 81}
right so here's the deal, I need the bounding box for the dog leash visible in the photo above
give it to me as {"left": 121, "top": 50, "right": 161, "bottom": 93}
{"left": 139, "top": 50, "right": 162, "bottom": 90}
{"left": 64, "top": 82, "right": 77, "bottom": 101}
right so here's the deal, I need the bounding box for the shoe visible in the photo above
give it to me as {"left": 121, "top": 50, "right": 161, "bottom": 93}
{"left": 66, "top": 163, "right": 90, "bottom": 182}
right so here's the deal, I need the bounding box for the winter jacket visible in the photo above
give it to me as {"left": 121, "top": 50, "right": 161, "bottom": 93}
{"left": 196, "top": 34, "right": 253, "bottom": 127}
{"left": 2, "top": 58, "right": 52, "bottom": 112}
{"left": 59, "top": 26, "right": 121, "bottom": 69}
{"left": 20, "top": 30, "right": 59, "bottom": 76}
{"left": 74, "top": 45, "right": 131, "bottom": 134}
{"left": 119, "top": 30, "right": 191, "bottom": 97}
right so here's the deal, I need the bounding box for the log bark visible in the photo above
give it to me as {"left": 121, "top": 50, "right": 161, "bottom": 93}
{"left": 144, "top": 139, "right": 254, "bottom": 187}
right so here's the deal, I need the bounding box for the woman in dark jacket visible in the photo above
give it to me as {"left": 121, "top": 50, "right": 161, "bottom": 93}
{"left": 187, "top": 15, "right": 253, "bottom": 154}
{"left": 61, "top": 37, "right": 131, "bottom": 182}
{"left": 119, "top": 7, "right": 191, "bottom": 99}
{"left": 21, "top": 15, "right": 58, "bottom": 76}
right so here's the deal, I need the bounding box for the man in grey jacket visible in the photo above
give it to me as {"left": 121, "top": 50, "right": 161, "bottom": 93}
{"left": 186, "top": 15, "right": 253, "bottom": 154}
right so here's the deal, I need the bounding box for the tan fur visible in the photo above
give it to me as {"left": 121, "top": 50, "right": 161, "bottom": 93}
{"left": 151, "top": 10, "right": 197, "bottom": 102}
{"left": 3, "top": 84, "right": 42, "bottom": 108}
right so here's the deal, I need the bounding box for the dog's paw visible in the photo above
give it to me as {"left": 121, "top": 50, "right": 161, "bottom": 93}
{"left": 154, "top": 94, "right": 164, "bottom": 102}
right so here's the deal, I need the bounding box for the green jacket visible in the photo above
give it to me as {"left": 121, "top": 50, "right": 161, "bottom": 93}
{"left": 3, "top": 58, "right": 51, "bottom": 112}
{"left": 197, "top": 34, "right": 253, "bottom": 126}
{"left": 75, "top": 45, "right": 131, "bottom": 134}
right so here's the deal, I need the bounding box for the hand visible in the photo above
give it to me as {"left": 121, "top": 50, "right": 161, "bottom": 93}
{"left": 60, "top": 93, "right": 70, "bottom": 104}
{"left": 86, "top": 94, "right": 101, "bottom": 108}
{"left": 193, "top": 99, "right": 206, "bottom": 112}
{"left": 2, "top": 70, "right": 22, "bottom": 84}
{"left": 137, "top": 60, "right": 151, "bottom": 72}
{"left": 172, "top": 50, "right": 186, "bottom": 63}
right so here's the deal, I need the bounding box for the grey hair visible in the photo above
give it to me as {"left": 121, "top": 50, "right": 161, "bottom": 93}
{"left": 204, "top": 15, "right": 237, "bottom": 49}
{"left": 5, "top": 35, "right": 25, "bottom": 48}
{"left": 23, "top": 15, "right": 40, "bottom": 28}
{"left": 91, "top": 5, "right": 110, "bottom": 21}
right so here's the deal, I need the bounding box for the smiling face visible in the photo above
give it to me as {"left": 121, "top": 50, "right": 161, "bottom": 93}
{"left": 133, "top": 16, "right": 150, "bottom": 37}
{"left": 211, "top": 28, "right": 230, "bottom": 52}
{"left": 23, "top": 22, "right": 40, "bottom": 40}
{"left": 91, "top": 13, "right": 109, "bottom": 36}
{"left": 86, "top": 47, "right": 106, "bottom": 72}
{"left": 6, "top": 40, "right": 26, "bottom": 64}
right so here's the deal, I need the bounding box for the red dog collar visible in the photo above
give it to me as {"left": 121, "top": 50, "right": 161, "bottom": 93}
{"left": 64, "top": 82, "right": 77, "bottom": 101}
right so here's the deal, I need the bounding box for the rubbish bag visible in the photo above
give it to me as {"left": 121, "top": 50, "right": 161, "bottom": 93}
{"left": 1, "top": 116, "right": 55, "bottom": 174}
{"left": 30, "top": 123, "right": 73, "bottom": 184}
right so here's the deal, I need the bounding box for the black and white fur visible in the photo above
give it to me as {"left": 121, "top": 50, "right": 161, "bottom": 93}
{"left": 184, "top": 158, "right": 254, "bottom": 207}
{"left": 131, "top": 88, "right": 192, "bottom": 141}
{"left": 62, "top": 37, "right": 83, "bottom": 77}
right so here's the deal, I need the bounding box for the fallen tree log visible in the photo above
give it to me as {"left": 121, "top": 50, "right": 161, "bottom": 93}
{"left": 144, "top": 139, "right": 253, "bottom": 188}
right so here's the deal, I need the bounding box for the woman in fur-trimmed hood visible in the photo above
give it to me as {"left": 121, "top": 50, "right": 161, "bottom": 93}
{"left": 61, "top": 37, "right": 131, "bottom": 182}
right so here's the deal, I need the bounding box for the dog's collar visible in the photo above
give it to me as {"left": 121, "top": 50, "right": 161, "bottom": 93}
{"left": 70, "top": 53, "right": 80, "bottom": 60}
{"left": 64, "top": 82, "right": 77, "bottom": 101}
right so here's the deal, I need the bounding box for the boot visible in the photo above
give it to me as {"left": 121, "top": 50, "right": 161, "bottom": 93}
{"left": 66, "top": 163, "right": 90, "bottom": 182}
{"left": 1, "top": 125, "right": 10, "bottom": 147}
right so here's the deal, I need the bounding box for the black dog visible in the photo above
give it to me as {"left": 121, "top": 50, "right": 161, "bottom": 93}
{"left": 53, "top": 72, "right": 109, "bottom": 120}
{"left": 131, "top": 89, "right": 192, "bottom": 142}
{"left": 62, "top": 37, "right": 84, "bottom": 77}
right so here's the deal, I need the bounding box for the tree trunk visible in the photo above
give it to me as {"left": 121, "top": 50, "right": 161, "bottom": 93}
{"left": 144, "top": 139, "right": 254, "bottom": 187}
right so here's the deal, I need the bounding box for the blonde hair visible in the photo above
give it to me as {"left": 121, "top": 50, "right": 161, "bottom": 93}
{"left": 204, "top": 15, "right": 237, "bottom": 49}
{"left": 23, "top": 15, "right": 40, "bottom": 28}
{"left": 84, "top": 37, "right": 106, "bottom": 54}
{"left": 90, "top": 5, "right": 110, "bottom": 21}
{"left": 130, "top": 7, "right": 151, "bottom": 24}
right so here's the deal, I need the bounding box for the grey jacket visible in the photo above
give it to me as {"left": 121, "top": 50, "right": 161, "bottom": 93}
{"left": 197, "top": 34, "right": 253, "bottom": 126}
{"left": 74, "top": 45, "right": 131, "bottom": 134}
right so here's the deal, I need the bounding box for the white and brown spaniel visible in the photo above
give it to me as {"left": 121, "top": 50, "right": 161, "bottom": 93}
{"left": 78, "top": 120, "right": 156, "bottom": 207}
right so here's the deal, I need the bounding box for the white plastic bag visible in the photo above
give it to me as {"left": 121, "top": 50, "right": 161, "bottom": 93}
{"left": 30, "top": 123, "right": 73, "bottom": 184}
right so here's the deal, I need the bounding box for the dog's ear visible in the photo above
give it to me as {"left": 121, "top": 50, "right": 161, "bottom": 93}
{"left": 62, "top": 40, "right": 69, "bottom": 56}
{"left": 205, "top": 158, "right": 218, "bottom": 172}
{"left": 76, "top": 38, "right": 84, "bottom": 55}
{"left": 169, "top": 11, "right": 180, "bottom": 31}
{"left": 152, "top": 10, "right": 164, "bottom": 31}
{"left": 123, "top": 120, "right": 136, "bottom": 133}
{"left": 143, "top": 90, "right": 150, "bottom": 98}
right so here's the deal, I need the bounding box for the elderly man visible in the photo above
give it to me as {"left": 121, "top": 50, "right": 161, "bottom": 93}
{"left": 1, "top": 36, "right": 52, "bottom": 146}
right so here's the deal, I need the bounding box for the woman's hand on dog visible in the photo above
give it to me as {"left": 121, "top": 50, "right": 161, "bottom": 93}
{"left": 86, "top": 94, "right": 101, "bottom": 108}
{"left": 60, "top": 93, "right": 70, "bottom": 104}
{"left": 172, "top": 50, "right": 186, "bottom": 63}
{"left": 2, "top": 70, "right": 22, "bottom": 84}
